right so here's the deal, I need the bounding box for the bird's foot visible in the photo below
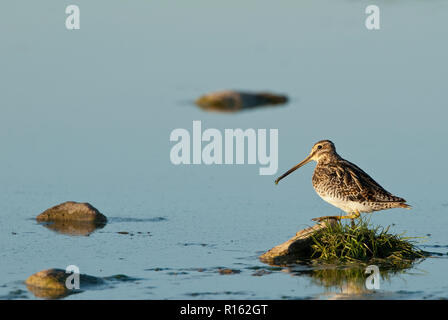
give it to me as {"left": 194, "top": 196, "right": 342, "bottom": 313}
{"left": 339, "top": 210, "right": 361, "bottom": 220}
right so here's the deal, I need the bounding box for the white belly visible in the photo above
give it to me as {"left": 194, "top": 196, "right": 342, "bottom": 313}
{"left": 319, "top": 195, "right": 374, "bottom": 214}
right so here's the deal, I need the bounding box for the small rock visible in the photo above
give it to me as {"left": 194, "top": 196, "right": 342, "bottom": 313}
{"left": 218, "top": 268, "right": 241, "bottom": 275}
{"left": 36, "top": 201, "right": 107, "bottom": 223}
{"left": 25, "top": 268, "right": 103, "bottom": 299}
{"left": 195, "top": 90, "right": 288, "bottom": 112}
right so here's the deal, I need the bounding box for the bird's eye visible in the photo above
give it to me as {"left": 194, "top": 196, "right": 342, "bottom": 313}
{"left": 317, "top": 145, "right": 322, "bottom": 149}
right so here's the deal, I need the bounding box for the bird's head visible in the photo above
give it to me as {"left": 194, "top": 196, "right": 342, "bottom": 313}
{"left": 275, "top": 140, "right": 336, "bottom": 185}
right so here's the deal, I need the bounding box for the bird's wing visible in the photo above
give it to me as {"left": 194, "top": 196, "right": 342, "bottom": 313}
{"left": 330, "top": 160, "right": 406, "bottom": 203}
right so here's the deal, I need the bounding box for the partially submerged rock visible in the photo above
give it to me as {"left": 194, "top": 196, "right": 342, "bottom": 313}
{"left": 259, "top": 218, "right": 338, "bottom": 265}
{"left": 195, "top": 90, "right": 288, "bottom": 112}
{"left": 218, "top": 268, "right": 241, "bottom": 275}
{"left": 25, "top": 268, "right": 104, "bottom": 299}
{"left": 37, "top": 201, "right": 107, "bottom": 224}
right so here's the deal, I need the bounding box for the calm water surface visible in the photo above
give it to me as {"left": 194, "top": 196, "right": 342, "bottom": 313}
{"left": 1, "top": 0, "right": 448, "bottom": 299}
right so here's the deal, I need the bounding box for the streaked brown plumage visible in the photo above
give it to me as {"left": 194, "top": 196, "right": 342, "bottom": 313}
{"left": 275, "top": 140, "right": 410, "bottom": 219}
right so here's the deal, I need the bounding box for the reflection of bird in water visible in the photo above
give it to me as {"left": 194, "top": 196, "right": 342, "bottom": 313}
{"left": 325, "top": 281, "right": 370, "bottom": 300}
{"left": 283, "top": 266, "right": 375, "bottom": 300}
{"left": 275, "top": 140, "right": 410, "bottom": 221}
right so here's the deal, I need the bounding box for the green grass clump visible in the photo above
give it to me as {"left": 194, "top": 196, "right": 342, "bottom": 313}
{"left": 310, "top": 218, "right": 425, "bottom": 269}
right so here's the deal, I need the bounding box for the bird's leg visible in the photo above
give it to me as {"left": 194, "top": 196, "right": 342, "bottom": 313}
{"left": 312, "top": 210, "right": 361, "bottom": 223}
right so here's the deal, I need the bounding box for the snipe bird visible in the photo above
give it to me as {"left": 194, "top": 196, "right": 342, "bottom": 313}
{"left": 275, "top": 140, "right": 410, "bottom": 220}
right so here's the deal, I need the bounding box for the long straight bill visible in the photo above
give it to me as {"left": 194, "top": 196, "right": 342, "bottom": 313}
{"left": 275, "top": 154, "right": 313, "bottom": 185}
